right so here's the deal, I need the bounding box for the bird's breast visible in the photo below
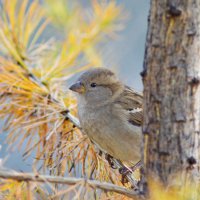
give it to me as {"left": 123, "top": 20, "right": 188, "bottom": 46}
{"left": 78, "top": 104, "right": 141, "bottom": 162}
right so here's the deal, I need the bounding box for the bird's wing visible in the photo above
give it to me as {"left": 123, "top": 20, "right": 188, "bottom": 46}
{"left": 114, "top": 86, "right": 143, "bottom": 126}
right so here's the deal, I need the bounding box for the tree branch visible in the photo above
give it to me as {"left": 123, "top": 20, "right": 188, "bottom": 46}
{"left": 0, "top": 171, "right": 139, "bottom": 198}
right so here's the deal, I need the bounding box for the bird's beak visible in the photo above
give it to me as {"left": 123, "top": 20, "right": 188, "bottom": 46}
{"left": 69, "top": 81, "right": 85, "bottom": 94}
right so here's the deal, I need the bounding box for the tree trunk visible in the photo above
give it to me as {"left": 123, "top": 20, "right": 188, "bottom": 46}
{"left": 141, "top": 0, "right": 200, "bottom": 197}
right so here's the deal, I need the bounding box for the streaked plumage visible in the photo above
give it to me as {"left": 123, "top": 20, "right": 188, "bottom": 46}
{"left": 69, "top": 68, "right": 142, "bottom": 163}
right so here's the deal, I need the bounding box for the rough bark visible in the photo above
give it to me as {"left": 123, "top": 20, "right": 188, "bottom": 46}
{"left": 141, "top": 0, "right": 200, "bottom": 196}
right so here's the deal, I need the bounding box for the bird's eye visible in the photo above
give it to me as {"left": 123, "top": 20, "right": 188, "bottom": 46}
{"left": 90, "top": 83, "right": 97, "bottom": 88}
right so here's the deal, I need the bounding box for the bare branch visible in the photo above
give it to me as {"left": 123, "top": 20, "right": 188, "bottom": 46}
{"left": 66, "top": 112, "right": 81, "bottom": 128}
{"left": 0, "top": 170, "right": 139, "bottom": 198}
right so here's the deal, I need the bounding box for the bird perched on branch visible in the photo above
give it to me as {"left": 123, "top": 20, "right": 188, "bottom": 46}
{"left": 69, "top": 68, "right": 142, "bottom": 165}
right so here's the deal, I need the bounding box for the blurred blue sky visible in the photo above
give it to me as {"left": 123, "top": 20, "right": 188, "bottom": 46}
{"left": 0, "top": 0, "right": 150, "bottom": 171}
{"left": 106, "top": 0, "right": 149, "bottom": 91}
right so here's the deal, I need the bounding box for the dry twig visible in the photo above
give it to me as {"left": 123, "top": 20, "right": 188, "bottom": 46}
{"left": 0, "top": 170, "right": 139, "bottom": 198}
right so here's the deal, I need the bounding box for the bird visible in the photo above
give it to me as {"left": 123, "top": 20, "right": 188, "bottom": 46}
{"left": 69, "top": 68, "right": 142, "bottom": 165}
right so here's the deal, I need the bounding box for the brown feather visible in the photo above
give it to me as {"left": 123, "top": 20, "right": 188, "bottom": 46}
{"left": 114, "top": 86, "right": 143, "bottom": 126}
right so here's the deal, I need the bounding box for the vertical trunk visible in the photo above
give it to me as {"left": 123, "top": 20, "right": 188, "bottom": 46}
{"left": 141, "top": 0, "right": 200, "bottom": 196}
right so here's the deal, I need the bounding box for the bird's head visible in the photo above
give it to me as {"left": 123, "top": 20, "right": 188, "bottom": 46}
{"left": 69, "top": 68, "right": 123, "bottom": 105}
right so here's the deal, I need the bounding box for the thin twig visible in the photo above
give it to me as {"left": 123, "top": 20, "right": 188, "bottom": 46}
{"left": 0, "top": 170, "right": 139, "bottom": 198}
{"left": 65, "top": 112, "right": 81, "bottom": 128}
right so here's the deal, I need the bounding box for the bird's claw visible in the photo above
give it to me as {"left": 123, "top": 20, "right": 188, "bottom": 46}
{"left": 105, "top": 154, "right": 117, "bottom": 169}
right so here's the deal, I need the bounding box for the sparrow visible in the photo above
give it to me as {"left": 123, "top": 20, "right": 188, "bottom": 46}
{"left": 69, "top": 68, "right": 142, "bottom": 164}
